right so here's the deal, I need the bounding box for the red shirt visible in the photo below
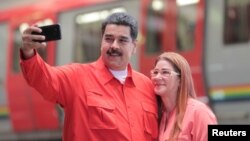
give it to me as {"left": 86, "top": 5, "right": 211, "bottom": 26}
{"left": 20, "top": 53, "right": 158, "bottom": 141}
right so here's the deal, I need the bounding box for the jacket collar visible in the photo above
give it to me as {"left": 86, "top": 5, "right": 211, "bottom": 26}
{"left": 93, "top": 56, "right": 135, "bottom": 86}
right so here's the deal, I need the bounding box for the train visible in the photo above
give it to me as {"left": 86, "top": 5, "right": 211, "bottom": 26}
{"left": 0, "top": 0, "right": 250, "bottom": 140}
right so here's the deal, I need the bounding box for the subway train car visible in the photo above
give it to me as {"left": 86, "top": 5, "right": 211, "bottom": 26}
{"left": 0, "top": 0, "right": 250, "bottom": 140}
{"left": 140, "top": 0, "right": 250, "bottom": 124}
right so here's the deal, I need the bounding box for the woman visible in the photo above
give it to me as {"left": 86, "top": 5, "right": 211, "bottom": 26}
{"left": 150, "top": 52, "right": 217, "bottom": 141}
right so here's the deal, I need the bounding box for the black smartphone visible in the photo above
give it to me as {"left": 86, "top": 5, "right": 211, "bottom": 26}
{"left": 32, "top": 24, "right": 61, "bottom": 42}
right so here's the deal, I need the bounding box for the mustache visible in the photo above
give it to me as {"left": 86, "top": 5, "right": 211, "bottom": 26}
{"left": 106, "top": 48, "right": 122, "bottom": 56}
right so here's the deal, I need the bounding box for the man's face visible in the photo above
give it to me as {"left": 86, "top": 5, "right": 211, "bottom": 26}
{"left": 101, "top": 24, "right": 136, "bottom": 70}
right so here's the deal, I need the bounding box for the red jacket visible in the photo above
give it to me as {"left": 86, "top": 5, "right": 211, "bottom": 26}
{"left": 20, "top": 52, "right": 158, "bottom": 141}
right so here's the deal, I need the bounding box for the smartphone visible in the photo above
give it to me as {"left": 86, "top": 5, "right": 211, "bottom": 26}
{"left": 32, "top": 24, "right": 61, "bottom": 42}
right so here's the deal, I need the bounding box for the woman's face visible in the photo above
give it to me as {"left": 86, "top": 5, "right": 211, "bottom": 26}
{"left": 150, "top": 59, "right": 180, "bottom": 97}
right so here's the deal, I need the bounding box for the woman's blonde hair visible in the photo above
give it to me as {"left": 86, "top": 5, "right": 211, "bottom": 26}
{"left": 155, "top": 52, "right": 196, "bottom": 140}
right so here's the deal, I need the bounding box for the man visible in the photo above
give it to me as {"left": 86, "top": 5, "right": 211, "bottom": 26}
{"left": 20, "top": 12, "right": 158, "bottom": 141}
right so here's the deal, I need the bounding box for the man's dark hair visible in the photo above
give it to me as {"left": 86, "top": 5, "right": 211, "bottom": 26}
{"left": 101, "top": 12, "right": 138, "bottom": 40}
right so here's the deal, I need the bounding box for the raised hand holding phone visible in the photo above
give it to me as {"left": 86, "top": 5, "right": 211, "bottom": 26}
{"left": 31, "top": 24, "right": 61, "bottom": 42}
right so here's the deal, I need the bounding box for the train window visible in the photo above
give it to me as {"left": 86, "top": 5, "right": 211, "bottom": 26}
{"left": 74, "top": 21, "right": 101, "bottom": 63}
{"left": 176, "top": 1, "right": 197, "bottom": 51}
{"left": 224, "top": 0, "right": 250, "bottom": 44}
{"left": 12, "top": 29, "right": 22, "bottom": 73}
{"left": 145, "top": 0, "right": 166, "bottom": 54}
{"left": 12, "top": 28, "right": 47, "bottom": 73}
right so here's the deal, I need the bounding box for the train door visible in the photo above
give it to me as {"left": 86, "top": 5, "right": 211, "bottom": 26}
{"left": 0, "top": 22, "right": 12, "bottom": 139}
{"left": 205, "top": 0, "right": 250, "bottom": 123}
{"left": 6, "top": 8, "right": 61, "bottom": 134}
{"left": 140, "top": 0, "right": 207, "bottom": 102}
